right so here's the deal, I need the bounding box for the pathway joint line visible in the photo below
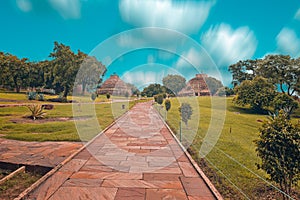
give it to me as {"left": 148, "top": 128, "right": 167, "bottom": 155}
{"left": 15, "top": 104, "right": 133, "bottom": 200}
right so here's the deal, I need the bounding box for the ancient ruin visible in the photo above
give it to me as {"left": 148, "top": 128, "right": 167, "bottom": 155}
{"left": 178, "top": 74, "right": 210, "bottom": 96}
{"left": 97, "top": 74, "right": 131, "bottom": 96}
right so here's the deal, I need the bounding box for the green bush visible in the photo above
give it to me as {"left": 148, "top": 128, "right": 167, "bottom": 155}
{"left": 156, "top": 94, "right": 164, "bottom": 105}
{"left": 27, "top": 92, "right": 37, "bottom": 100}
{"left": 165, "top": 99, "right": 171, "bottom": 111}
{"left": 37, "top": 93, "right": 44, "bottom": 101}
{"left": 179, "top": 103, "right": 193, "bottom": 126}
{"left": 91, "top": 93, "right": 97, "bottom": 101}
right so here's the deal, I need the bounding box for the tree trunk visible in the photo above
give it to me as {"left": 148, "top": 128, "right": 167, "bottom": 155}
{"left": 280, "top": 82, "right": 285, "bottom": 94}
{"left": 63, "top": 85, "right": 69, "bottom": 98}
{"left": 81, "top": 82, "right": 86, "bottom": 96}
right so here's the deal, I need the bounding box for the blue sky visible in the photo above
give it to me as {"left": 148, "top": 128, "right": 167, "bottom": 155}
{"left": 1, "top": 0, "right": 300, "bottom": 88}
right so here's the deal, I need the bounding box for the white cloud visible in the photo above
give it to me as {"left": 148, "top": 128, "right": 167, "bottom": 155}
{"left": 122, "top": 71, "right": 164, "bottom": 88}
{"left": 295, "top": 8, "right": 300, "bottom": 20}
{"left": 200, "top": 23, "right": 257, "bottom": 66}
{"left": 276, "top": 27, "right": 300, "bottom": 57}
{"left": 16, "top": 0, "right": 32, "bottom": 12}
{"left": 48, "top": 0, "right": 82, "bottom": 19}
{"left": 175, "top": 48, "right": 203, "bottom": 69}
{"left": 119, "top": 0, "right": 215, "bottom": 34}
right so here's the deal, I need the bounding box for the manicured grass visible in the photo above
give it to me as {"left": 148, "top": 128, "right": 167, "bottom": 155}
{"left": 0, "top": 92, "right": 145, "bottom": 142}
{"left": 160, "top": 96, "right": 299, "bottom": 199}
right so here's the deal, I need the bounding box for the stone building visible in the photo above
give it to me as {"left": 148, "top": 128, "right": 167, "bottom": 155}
{"left": 178, "top": 74, "right": 210, "bottom": 96}
{"left": 97, "top": 74, "right": 131, "bottom": 96}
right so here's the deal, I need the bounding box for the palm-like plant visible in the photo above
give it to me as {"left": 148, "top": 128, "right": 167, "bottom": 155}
{"left": 26, "top": 104, "right": 46, "bottom": 120}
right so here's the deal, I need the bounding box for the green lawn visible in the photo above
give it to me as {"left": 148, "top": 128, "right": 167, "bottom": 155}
{"left": 0, "top": 92, "right": 145, "bottom": 141}
{"left": 159, "top": 96, "right": 300, "bottom": 199}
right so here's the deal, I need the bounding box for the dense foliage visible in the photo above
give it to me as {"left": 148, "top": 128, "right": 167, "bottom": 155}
{"left": 0, "top": 42, "right": 106, "bottom": 100}
{"left": 229, "top": 55, "right": 300, "bottom": 96}
{"left": 204, "top": 76, "right": 223, "bottom": 95}
{"left": 255, "top": 111, "right": 300, "bottom": 199}
{"left": 179, "top": 103, "right": 193, "bottom": 126}
{"left": 162, "top": 74, "right": 186, "bottom": 95}
{"left": 234, "top": 76, "right": 276, "bottom": 113}
{"left": 141, "top": 83, "right": 166, "bottom": 97}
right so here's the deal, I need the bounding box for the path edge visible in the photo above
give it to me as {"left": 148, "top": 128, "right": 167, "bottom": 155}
{"left": 154, "top": 105, "right": 224, "bottom": 200}
{"left": 15, "top": 103, "right": 133, "bottom": 200}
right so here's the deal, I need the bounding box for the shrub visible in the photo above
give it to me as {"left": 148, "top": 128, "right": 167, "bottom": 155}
{"left": 27, "top": 92, "right": 37, "bottom": 100}
{"left": 91, "top": 93, "right": 97, "bottom": 101}
{"left": 165, "top": 99, "right": 171, "bottom": 111}
{"left": 26, "top": 104, "right": 46, "bottom": 120}
{"left": 255, "top": 111, "right": 300, "bottom": 199}
{"left": 106, "top": 93, "right": 110, "bottom": 99}
{"left": 153, "top": 95, "right": 158, "bottom": 103}
{"left": 37, "top": 93, "right": 44, "bottom": 101}
{"left": 179, "top": 103, "right": 193, "bottom": 126}
{"left": 156, "top": 94, "right": 164, "bottom": 105}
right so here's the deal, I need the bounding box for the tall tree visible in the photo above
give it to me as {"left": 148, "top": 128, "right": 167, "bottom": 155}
{"left": 0, "top": 52, "right": 29, "bottom": 92}
{"left": 76, "top": 54, "right": 107, "bottom": 95}
{"left": 229, "top": 55, "right": 300, "bottom": 96}
{"left": 162, "top": 74, "right": 186, "bottom": 95}
{"left": 50, "top": 42, "right": 80, "bottom": 99}
{"left": 204, "top": 76, "right": 223, "bottom": 95}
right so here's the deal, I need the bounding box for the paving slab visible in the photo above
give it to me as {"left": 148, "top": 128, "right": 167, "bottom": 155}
{"left": 0, "top": 138, "right": 82, "bottom": 167}
{"left": 26, "top": 102, "right": 220, "bottom": 200}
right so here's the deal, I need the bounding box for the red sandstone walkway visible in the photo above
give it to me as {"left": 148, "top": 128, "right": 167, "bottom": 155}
{"left": 0, "top": 139, "right": 82, "bottom": 167}
{"left": 25, "top": 102, "right": 220, "bottom": 200}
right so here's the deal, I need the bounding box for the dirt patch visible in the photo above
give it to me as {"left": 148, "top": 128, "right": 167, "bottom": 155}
{"left": 0, "top": 171, "right": 41, "bottom": 199}
{"left": 10, "top": 116, "right": 91, "bottom": 124}
{"left": 0, "top": 99, "right": 19, "bottom": 103}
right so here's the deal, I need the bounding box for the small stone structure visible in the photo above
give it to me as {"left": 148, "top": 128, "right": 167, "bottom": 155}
{"left": 178, "top": 74, "right": 210, "bottom": 96}
{"left": 97, "top": 74, "right": 131, "bottom": 96}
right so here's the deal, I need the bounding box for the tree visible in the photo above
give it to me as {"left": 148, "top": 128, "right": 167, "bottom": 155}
{"left": 162, "top": 74, "right": 186, "bottom": 95}
{"left": 229, "top": 55, "right": 300, "bottom": 96}
{"left": 165, "top": 99, "right": 171, "bottom": 111}
{"left": 229, "top": 59, "right": 260, "bottom": 86}
{"left": 272, "top": 93, "right": 299, "bottom": 117}
{"left": 165, "top": 99, "right": 171, "bottom": 120}
{"left": 255, "top": 111, "right": 300, "bottom": 199}
{"left": 126, "top": 83, "right": 140, "bottom": 96}
{"left": 106, "top": 93, "right": 110, "bottom": 100}
{"left": 156, "top": 94, "right": 164, "bottom": 105}
{"left": 204, "top": 76, "right": 223, "bottom": 95}
{"left": 179, "top": 103, "right": 193, "bottom": 126}
{"left": 76, "top": 54, "right": 106, "bottom": 95}
{"left": 0, "top": 53, "right": 29, "bottom": 92}
{"left": 141, "top": 83, "right": 166, "bottom": 97}
{"left": 50, "top": 42, "right": 81, "bottom": 99}
{"left": 234, "top": 76, "right": 276, "bottom": 113}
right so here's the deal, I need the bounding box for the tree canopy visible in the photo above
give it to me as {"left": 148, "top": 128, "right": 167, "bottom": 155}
{"left": 234, "top": 76, "right": 276, "bottom": 113}
{"left": 162, "top": 74, "right": 186, "bottom": 95}
{"left": 229, "top": 55, "right": 300, "bottom": 96}
{"left": 0, "top": 42, "right": 107, "bottom": 100}
{"left": 204, "top": 76, "right": 223, "bottom": 95}
{"left": 141, "top": 83, "right": 166, "bottom": 97}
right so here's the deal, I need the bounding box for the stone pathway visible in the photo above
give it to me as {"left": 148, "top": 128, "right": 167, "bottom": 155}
{"left": 0, "top": 138, "right": 82, "bottom": 167}
{"left": 26, "top": 102, "right": 219, "bottom": 200}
